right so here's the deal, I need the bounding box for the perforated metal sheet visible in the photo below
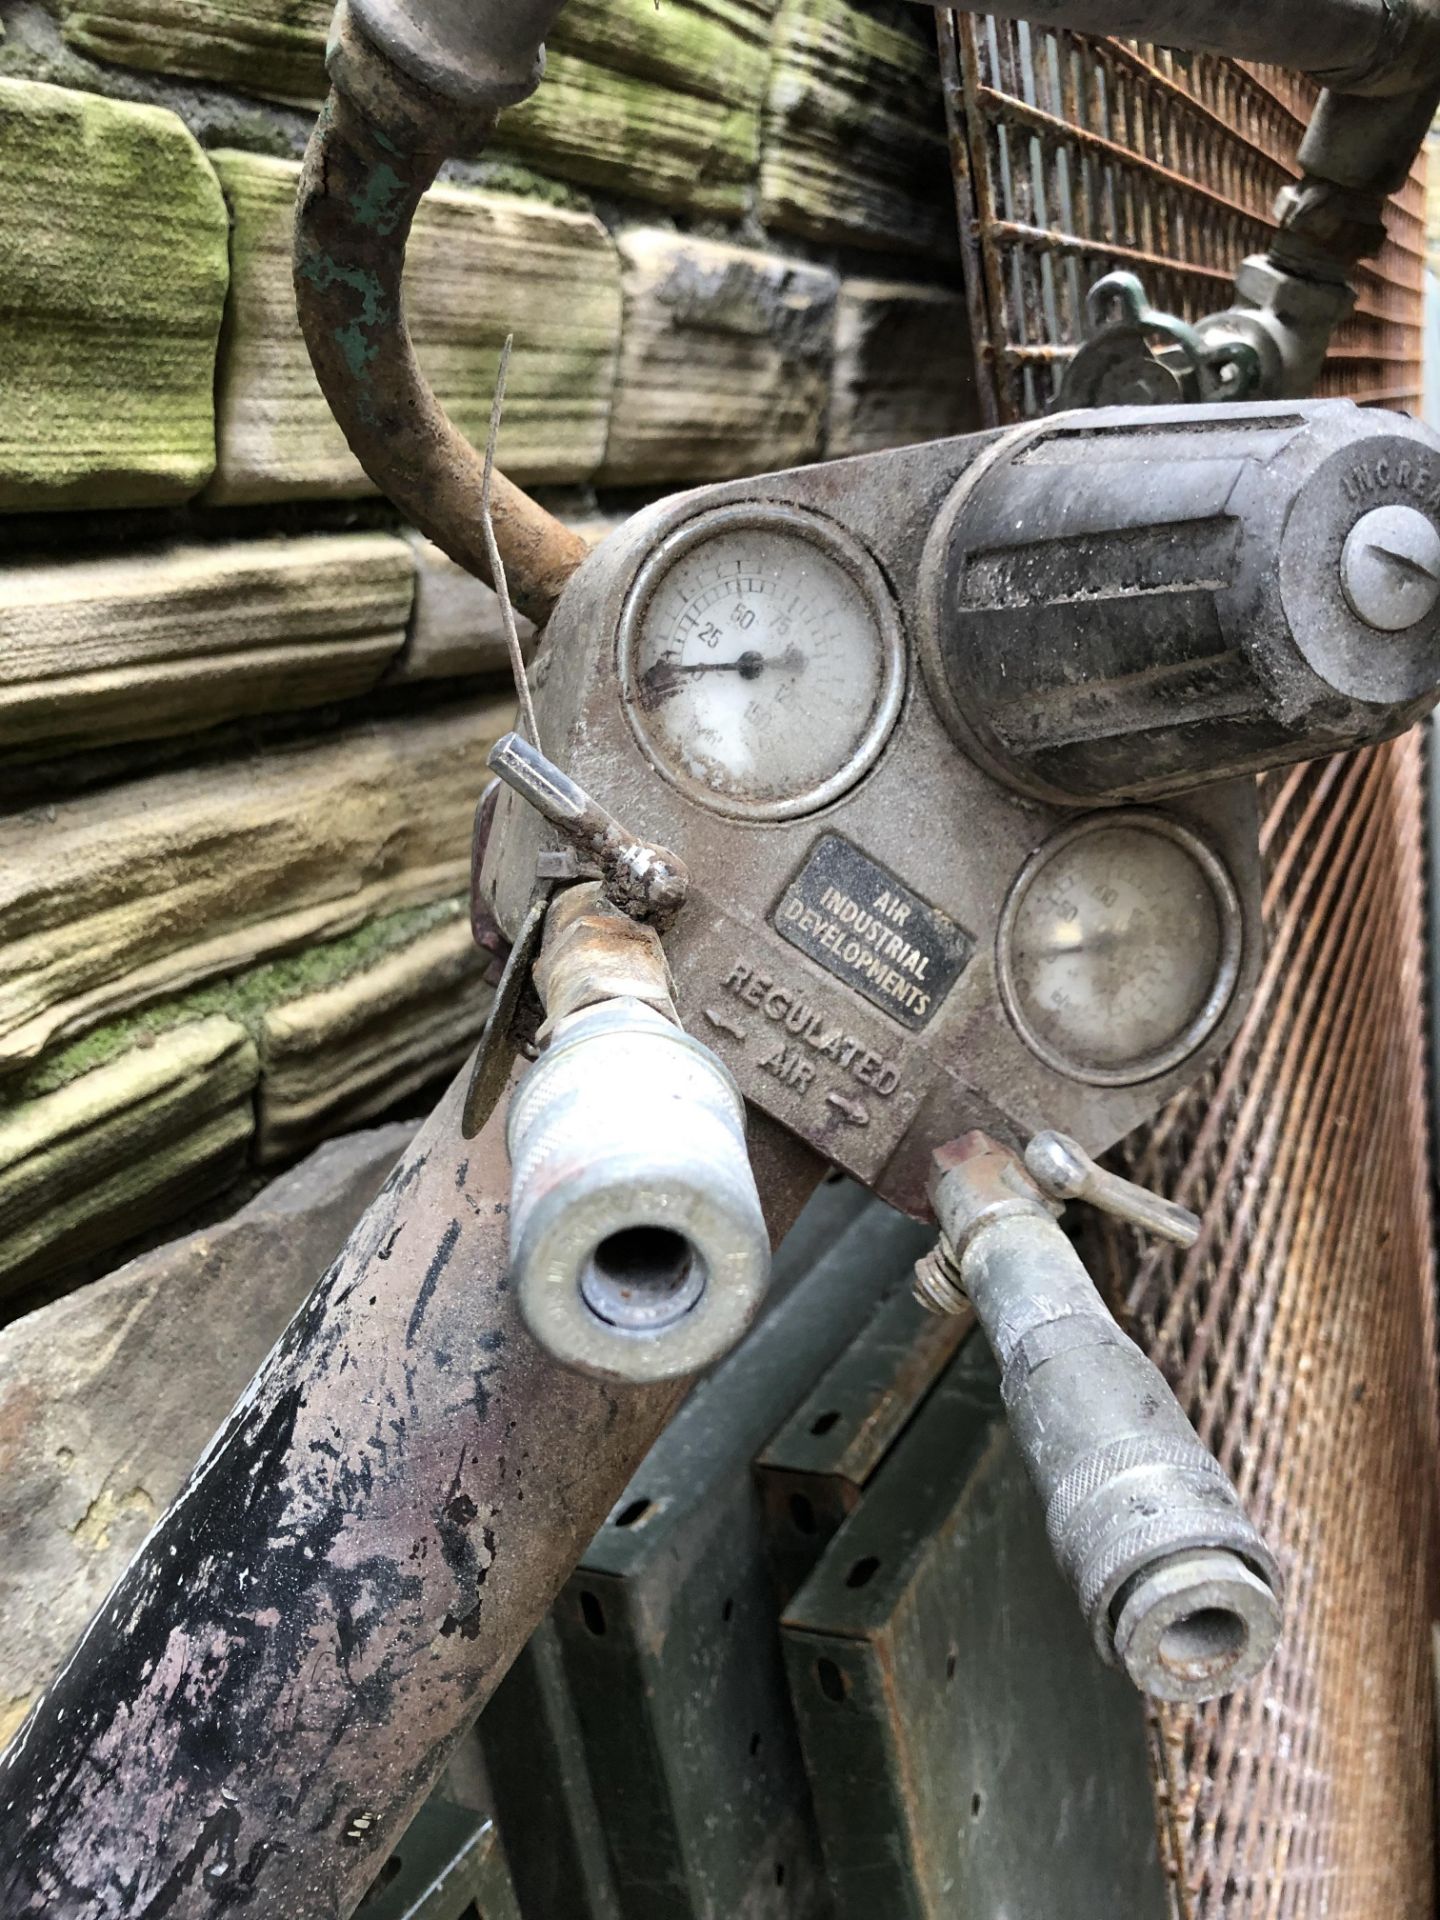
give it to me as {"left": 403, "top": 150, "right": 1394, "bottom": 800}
{"left": 938, "top": 16, "right": 1427, "bottom": 423}
{"left": 1087, "top": 739, "right": 1440, "bottom": 1917}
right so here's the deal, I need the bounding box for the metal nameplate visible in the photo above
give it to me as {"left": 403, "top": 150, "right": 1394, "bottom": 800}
{"left": 771, "top": 835, "right": 974, "bottom": 1032}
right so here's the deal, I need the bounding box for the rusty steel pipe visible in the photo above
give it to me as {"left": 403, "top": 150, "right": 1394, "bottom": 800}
{"left": 924, "top": 0, "right": 1440, "bottom": 96}
{"left": 293, "top": 70, "right": 588, "bottom": 627}
{"left": 0, "top": 1058, "right": 823, "bottom": 1918}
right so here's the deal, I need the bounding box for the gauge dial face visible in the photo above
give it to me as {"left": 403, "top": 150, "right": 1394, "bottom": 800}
{"left": 620, "top": 507, "right": 904, "bottom": 819}
{"left": 998, "top": 815, "right": 1242, "bottom": 1086}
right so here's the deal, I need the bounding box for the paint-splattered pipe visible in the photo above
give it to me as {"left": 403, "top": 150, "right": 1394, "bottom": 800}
{"left": 0, "top": 1058, "right": 822, "bottom": 1916}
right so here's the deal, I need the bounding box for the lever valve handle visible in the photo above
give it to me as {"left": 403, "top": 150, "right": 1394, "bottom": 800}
{"left": 488, "top": 731, "right": 689, "bottom": 926}
{"left": 1025, "top": 1130, "right": 1201, "bottom": 1247}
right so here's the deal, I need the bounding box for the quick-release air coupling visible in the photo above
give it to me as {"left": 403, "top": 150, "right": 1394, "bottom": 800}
{"left": 505, "top": 882, "right": 770, "bottom": 1383}
{"left": 927, "top": 1135, "right": 1283, "bottom": 1703}
{"left": 507, "top": 999, "right": 770, "bottom": 1382}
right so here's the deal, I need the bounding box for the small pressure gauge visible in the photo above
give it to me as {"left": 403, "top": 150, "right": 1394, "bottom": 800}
{"left": 997, "top": 814, "right": 1242, "bottom": 1086}
{"left": 619, "top": 504, "right": 905, "bottom": 820}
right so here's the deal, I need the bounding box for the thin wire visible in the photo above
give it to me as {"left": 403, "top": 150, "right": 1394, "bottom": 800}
{"left": 480, "top": 333, "right": 542, "bottom": 751}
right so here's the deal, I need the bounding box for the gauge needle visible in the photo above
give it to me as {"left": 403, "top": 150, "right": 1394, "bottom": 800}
{"left": 639, "top": 644, "right": 807, "bottom": 706}
{"left": 671, "top": 648, "right": 768, "bottom": 680}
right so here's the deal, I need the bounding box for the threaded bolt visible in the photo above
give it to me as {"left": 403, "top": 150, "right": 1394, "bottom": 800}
{"left": 913, "top": 1240, "right": 967, "bottom": 1316}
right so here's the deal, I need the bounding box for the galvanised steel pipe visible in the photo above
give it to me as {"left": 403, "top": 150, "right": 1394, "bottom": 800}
{"left": 927, "top": 1137, "right": 1282, "bottom": 1703}
{"left": 0, "top": 1059, "right": 823, "bottom": 1918}
{"left": 916, "top": 0, "right": 1440, "bottom": 96}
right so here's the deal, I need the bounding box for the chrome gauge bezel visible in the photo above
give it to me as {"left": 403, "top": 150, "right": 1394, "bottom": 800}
{"left": 996, "top": 811, "right": 1244, "bottom": 1088}
{"left": 617, "top": 502, "right": 907, "bottom": 822}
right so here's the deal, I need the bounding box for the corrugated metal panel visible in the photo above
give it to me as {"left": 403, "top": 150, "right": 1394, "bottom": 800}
{"left": 938, "top": 15, "right": 1427, "bottom": 422}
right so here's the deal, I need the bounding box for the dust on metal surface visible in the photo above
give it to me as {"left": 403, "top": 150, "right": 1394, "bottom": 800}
{"left": 938, "top": 14, "right": 1426, "bottom": 423}
{"left": 1086, "top": 735, "right": 1440, "bottom": 1916}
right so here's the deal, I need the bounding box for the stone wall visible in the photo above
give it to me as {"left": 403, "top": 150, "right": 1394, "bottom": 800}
{"left": 0, "top": 0, "right": 978, "bottom": 1318}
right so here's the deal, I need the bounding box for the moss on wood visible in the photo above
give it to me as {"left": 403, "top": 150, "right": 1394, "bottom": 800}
{"left": 0, "top": 1016, "right": 258, "bottom": 1299}
{"left": 258, "top": 914, "right": 492, "bottom": 1161}
{"left": 58, "top": 0, "right": 776, "bottom": 214}
{"left": 208, "top": 151, "right": 622, "bottom": 502}
{"left": 62, "top": 0, "right": 330, "bottom": 107}
{"left": 0, "top": 701, "right": 509, "bottom": 1071}
{"left": 2, "top": 898, "right": 470, "bottom": 1107}
{"left": 0, "top": 76, "right": 229, "bottom": 508}
{"left": 760, "top": 0, "right": 955, "bottom": 256}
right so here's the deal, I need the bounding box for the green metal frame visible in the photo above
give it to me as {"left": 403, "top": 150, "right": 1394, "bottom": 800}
{"left": 781, "top": 1345, "right": 1168, "bottom": 1920}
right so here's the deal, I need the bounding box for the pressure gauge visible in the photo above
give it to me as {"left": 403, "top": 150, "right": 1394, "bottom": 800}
{"left": 997, "top": 814, "right": 1242, "bottom": 1086}
{"left": 619, "top": 504, "right": 905, "bottom": 820}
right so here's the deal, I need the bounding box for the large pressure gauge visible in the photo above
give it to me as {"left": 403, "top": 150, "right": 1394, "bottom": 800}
{"left": 997, "top": 814, "right": 1242, "bottom": 1086}
{"left": 619, "top": 504, "right": 905, "bottom": 820}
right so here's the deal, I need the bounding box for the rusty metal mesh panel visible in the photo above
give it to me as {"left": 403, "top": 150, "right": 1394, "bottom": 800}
{"left": 1084, "top": 739, "right": 1440, "bottom": 1917}
{"left": 935, "top": 18, "right": 1438, "bottom": 1913}
{"left": 937, "top": 15, "right": 1427, "bottom": 423}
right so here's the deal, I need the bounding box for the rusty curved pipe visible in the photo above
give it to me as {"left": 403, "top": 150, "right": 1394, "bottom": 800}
{"left": 293, "top": 72, "right": 588, "bottom": 627}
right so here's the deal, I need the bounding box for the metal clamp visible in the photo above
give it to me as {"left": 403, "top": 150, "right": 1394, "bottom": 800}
{"left": 1057, "top": 272, "right": 1261, "bottom": 410}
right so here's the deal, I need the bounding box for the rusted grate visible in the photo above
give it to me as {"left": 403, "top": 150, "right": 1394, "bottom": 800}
{"left": 1085, "top": 738, "right": 1440, "bottom": 1918}
{"left": 935, "top": 18, "right": 1437, "bottom": 1913}
{"left": 937, "top": 14, "right": 1427, "bottom": 423}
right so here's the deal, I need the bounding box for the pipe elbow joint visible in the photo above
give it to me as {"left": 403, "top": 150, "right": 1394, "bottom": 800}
{"left": 293, "top": 4, "right": 588, "bottom": 627}
{"left": 325, "top": 0, "right": 567, "bottom": 154}
{"left": 1299, "top": 0, "right": 1440, "bottom": 96}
